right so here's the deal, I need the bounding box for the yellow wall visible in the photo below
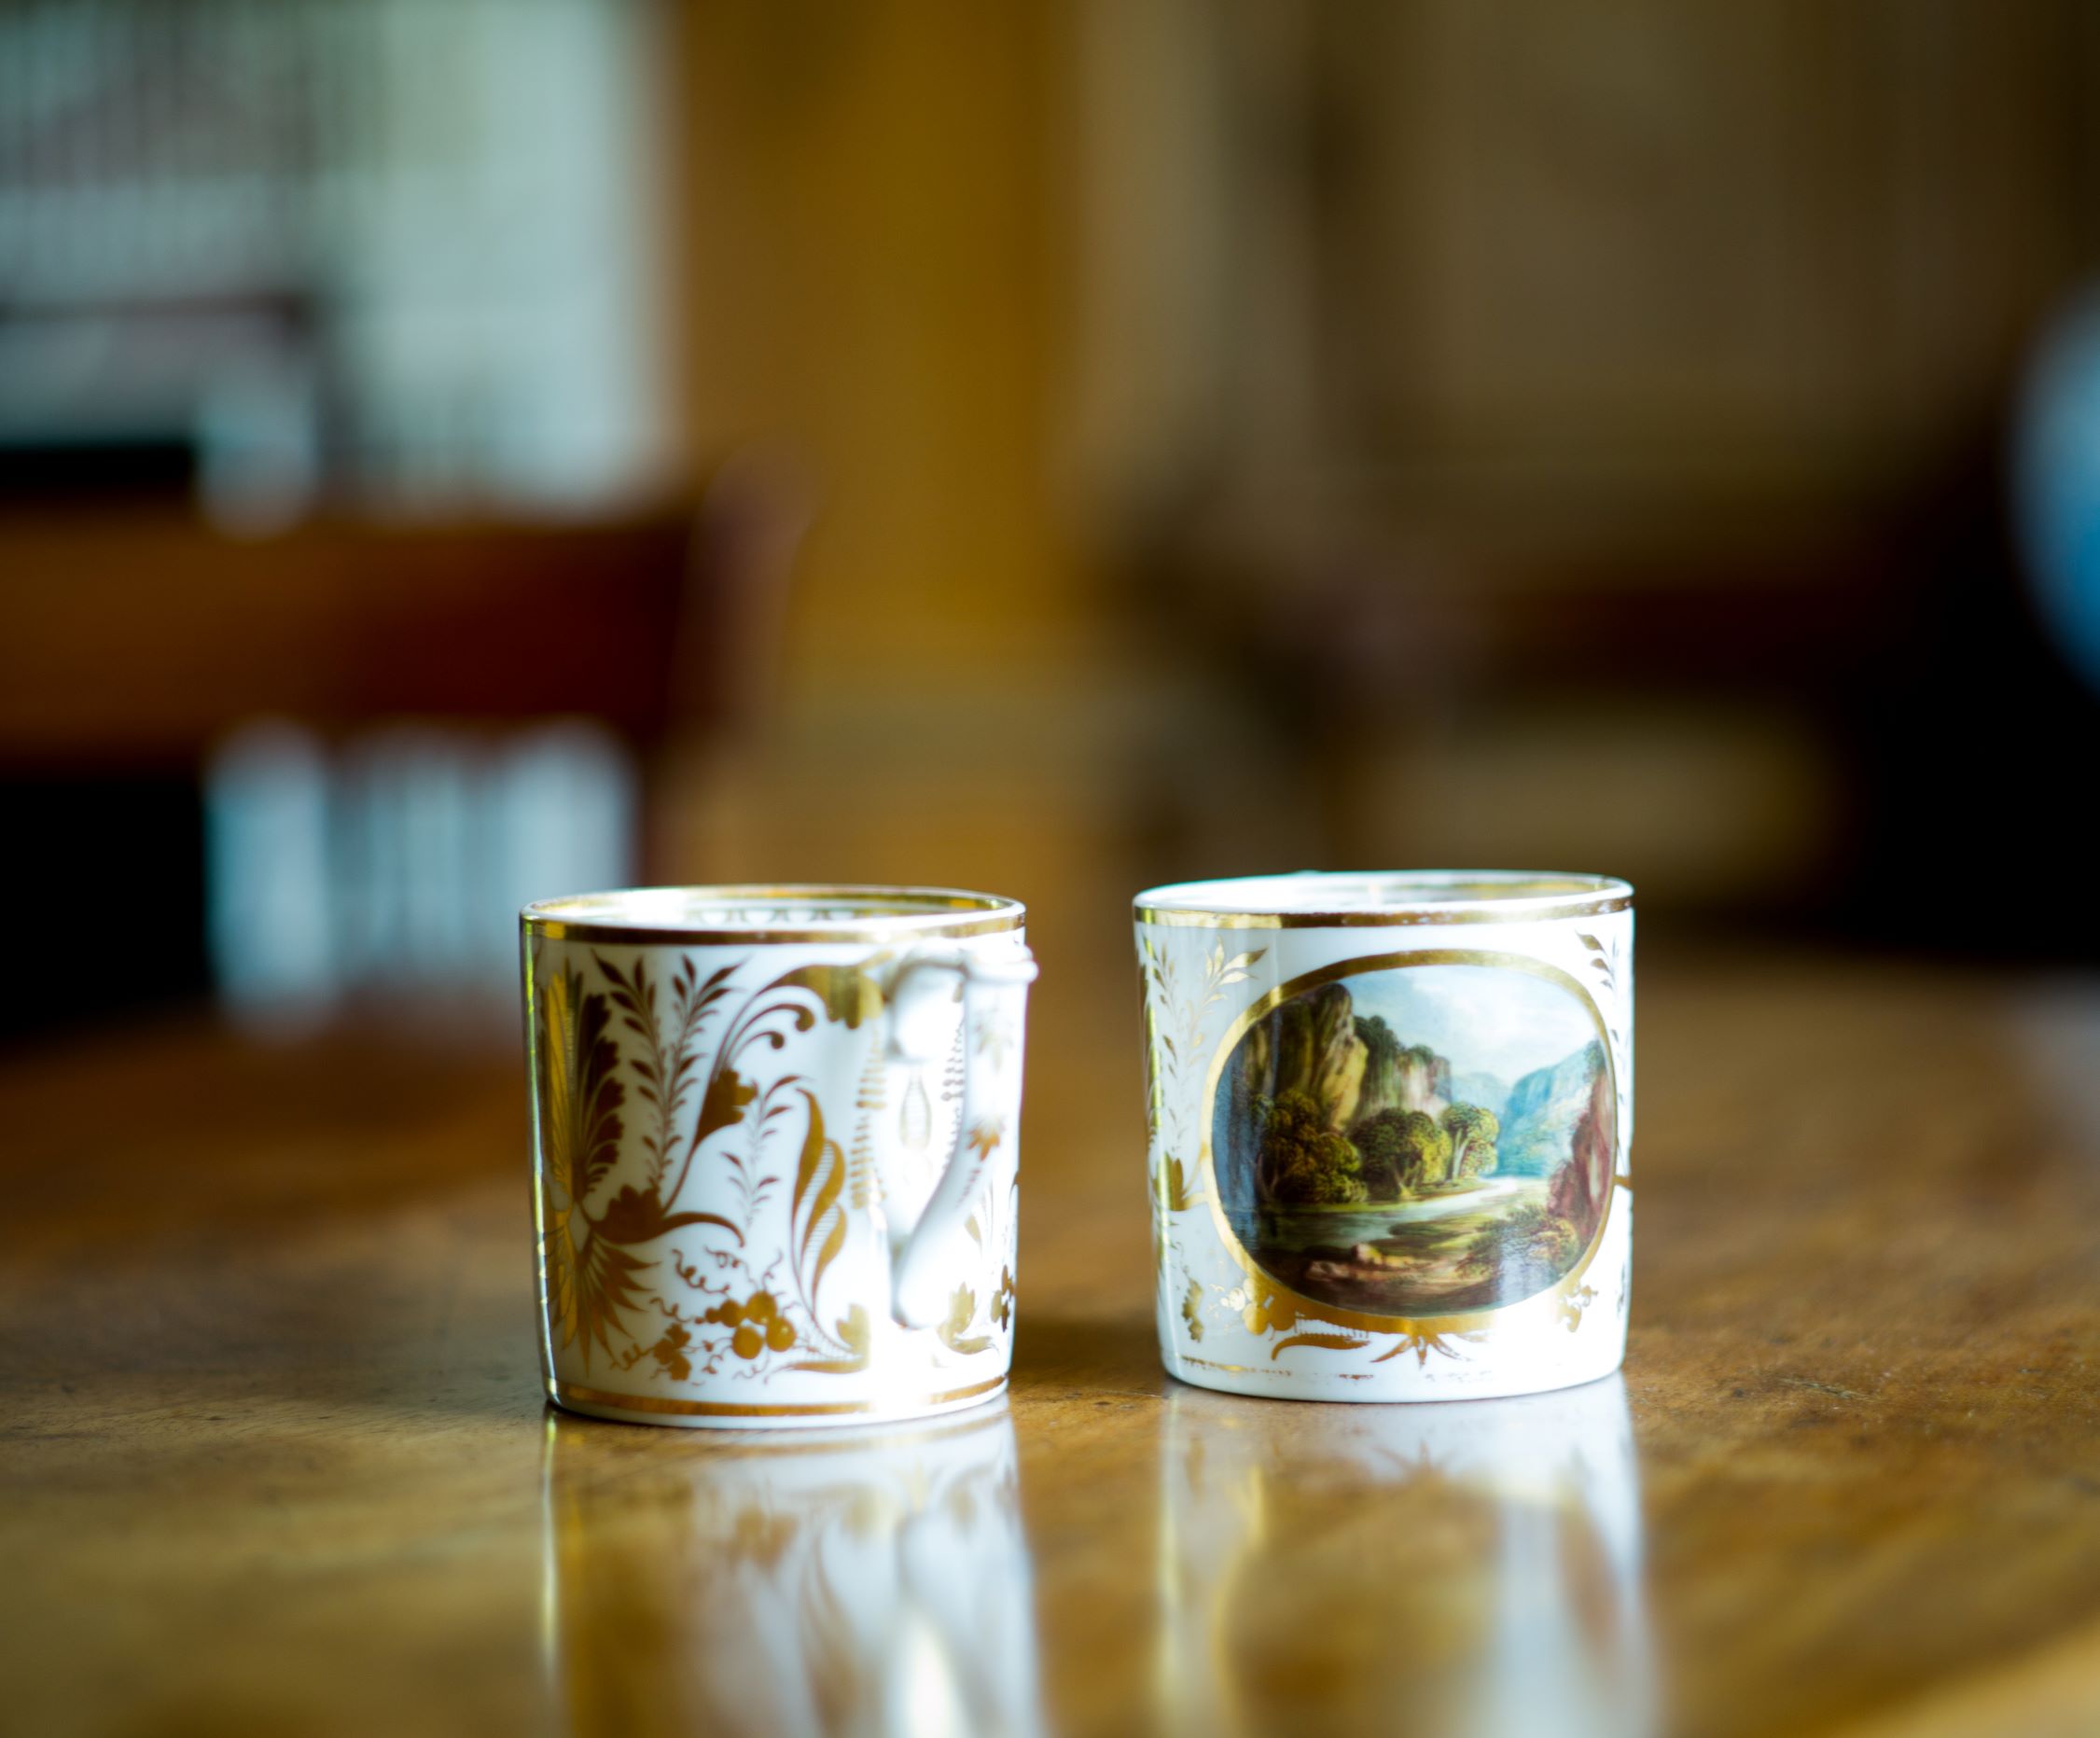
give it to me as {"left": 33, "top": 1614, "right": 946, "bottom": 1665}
{"left": 670, "top": 1, "right": 1084, "bottom": 695}
{"left": 660, "top": 4, "right": 1149, "bottom": 987}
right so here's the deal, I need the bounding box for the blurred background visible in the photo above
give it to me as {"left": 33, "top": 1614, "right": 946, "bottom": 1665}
{"left": 5, "top": 0, "right": 2100, "bottom": 1045}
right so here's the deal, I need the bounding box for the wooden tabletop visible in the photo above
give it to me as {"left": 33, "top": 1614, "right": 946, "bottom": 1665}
{"left": 6, "top": 946, "right": 2100, "bottom": 1737}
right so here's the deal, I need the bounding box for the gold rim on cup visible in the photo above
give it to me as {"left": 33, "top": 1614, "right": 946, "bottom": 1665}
{"left": 1133, "top": 869, "right": 1633, "bottom": 930}
{"left": 522, "top": 883, "right": 1027, "bottom": 948}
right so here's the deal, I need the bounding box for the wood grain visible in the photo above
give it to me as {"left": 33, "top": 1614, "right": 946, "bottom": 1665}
{"left": 4, "top": 949, "right": 2099, "bottom": 1736}
{"left": 0, "top": 513, "right": 702, "bottom": 767}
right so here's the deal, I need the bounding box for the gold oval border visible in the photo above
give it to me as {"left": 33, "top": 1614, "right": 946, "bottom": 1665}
{"left": 522, "top": 883, "right": 1026, "bottom": 948}
{"left": 1198, "top": 948, "right": 1620, "bottom": 1339}
{"left": 1136, "top": 872, "right": 1632, "bottom": 930}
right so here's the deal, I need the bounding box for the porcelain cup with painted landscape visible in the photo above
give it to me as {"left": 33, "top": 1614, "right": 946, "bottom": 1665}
{"left": 1135, "top": 870, "right": 1634, "bottom": 1401}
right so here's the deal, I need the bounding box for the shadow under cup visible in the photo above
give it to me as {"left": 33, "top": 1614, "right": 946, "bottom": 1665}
{"left": 1134, "top": 870, "right": 1634, "bottom": 1402}
{"left": 522, "top": 885, "right": 1034, "bottom": 1428}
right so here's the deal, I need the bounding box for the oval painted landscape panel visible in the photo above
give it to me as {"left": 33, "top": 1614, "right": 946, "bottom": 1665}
{"left": 1211, "top": 960, "right": 1615, "bottom": 1317}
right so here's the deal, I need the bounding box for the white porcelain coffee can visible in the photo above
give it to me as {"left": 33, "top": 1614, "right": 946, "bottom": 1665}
{"left": 523, "top": 886, "right": 1035, "bottom": 1427}
{"left": 1134, "top": 871, "right": 1633, "bottom": 1401}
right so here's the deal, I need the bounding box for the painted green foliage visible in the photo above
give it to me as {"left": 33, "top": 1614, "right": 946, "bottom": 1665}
{"left": 1221, "top": 961, "right": 1613, "bottom": 1316}
{"left": 1356, "top": 1107, "right": 1450, "bottom": 1196}
{"left": 1259, "top": 1099, "right": 1500, "bottom": 1205}
{"left": 1443, "top": 1103, "right": 1500, "bottom": 1179}
{"left": 1254, "top": 1090, "right": 1369, "bottom": 1204}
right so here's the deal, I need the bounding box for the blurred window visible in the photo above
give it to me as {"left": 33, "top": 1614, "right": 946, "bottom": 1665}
{"left": 0, "top": 0, "right": 669, "bottom": 524}
{"left": 205, "top": 719, "right": 636, "bottom": 1025}
{"left": 2017, "top": 289, "right": 2100, "bottom": 699}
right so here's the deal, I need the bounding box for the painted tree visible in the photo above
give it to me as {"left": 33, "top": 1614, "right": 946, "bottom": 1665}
{"left": 1356, "top": 1013, "right": 1401, "bottom": 1071}
{"left": 1355, "top": 1107, "right": 1452, "bottom": 1194}
{"left": 1254, "top": 1090, "right": 1368, "bottom": 1204}
{"left": 1441, "top": 1103, "right": 1501, "bottom": 1179}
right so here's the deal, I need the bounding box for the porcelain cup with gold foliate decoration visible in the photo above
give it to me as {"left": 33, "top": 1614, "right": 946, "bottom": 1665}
{"left": 522, "top": 886, "right": 1035, "bottom": 1427}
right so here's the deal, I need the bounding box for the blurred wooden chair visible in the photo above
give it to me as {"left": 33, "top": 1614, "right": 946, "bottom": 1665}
{"left": 0, "top": 465, "right": 804, "bottom": 776}
{"left": 0, "top": 461, "right": 809, "bottom": 1022}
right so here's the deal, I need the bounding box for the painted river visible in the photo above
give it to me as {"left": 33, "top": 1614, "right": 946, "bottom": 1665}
{"left": 1225, "top": 1175, "right": 1543, "bottom": 1254}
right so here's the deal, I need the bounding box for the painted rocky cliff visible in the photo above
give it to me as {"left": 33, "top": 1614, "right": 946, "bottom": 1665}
{"left": 1548, "top": 1064, "right": 1615, "bottom": 1232}
{"left": 1238, "top": 982, "right": 1367, "bottom": 1128}
{"left": 1498, "top": 1040, "right": 1608, "bottom": 1175}
{"left": 1236, "top": 983, "right": 1454, "bottom": 1132}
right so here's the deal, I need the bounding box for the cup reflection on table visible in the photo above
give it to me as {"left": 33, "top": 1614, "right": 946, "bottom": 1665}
{"left": 542, "top": 1404, "right": 1040, "bottom": 1737}
{"left": 1157, "top": 1374, "right": 1653, "bottom": 1738}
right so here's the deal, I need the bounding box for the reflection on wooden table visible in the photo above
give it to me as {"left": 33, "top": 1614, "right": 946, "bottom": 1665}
{"left": 541, "top": 1377, "right": 1645, "bottom": 1738}
{"left": 7, "top": 951, "right": 2100, "bottom": 1735}
{"left": 543, "top": 1407, "right": 1038, "bottom": 1736}
{"left": 1154, "top": 1379, "right": 1648, "bottom": 1737}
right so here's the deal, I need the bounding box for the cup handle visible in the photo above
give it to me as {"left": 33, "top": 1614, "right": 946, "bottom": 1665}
{"left": 882, "top": 941, "right": 1037, "bottom": 1329}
